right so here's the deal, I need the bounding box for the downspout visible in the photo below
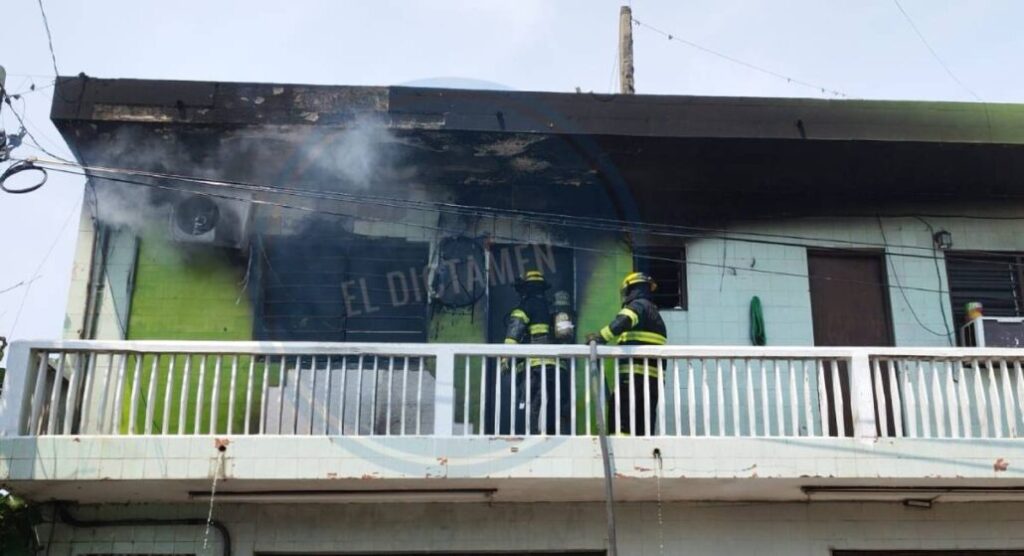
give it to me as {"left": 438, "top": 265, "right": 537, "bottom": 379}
{"left": 81, "top": 226, "right": 110, "bottom": 340}
{"left": 55, "top": 503, "right": 232, "bottom": 556}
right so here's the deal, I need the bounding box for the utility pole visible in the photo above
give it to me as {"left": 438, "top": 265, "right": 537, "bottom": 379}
{"left": 618, "top": 6, "right": 635, "bottom": 94}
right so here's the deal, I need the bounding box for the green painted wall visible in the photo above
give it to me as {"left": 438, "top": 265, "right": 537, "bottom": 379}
{"left": 122, "top": 238, "right": 255, "bottom": 434}
{"left": 572, "top": 237, "right": 635, "bottom": 433}
{"left": 116, "top": 235, "right": 636, "bottom": 435}
{"left": 430, "top": 303, "right": 486, "bottom": 429}
{"left": 127, "top": 239, "right": 252, "bottom": 340}
{"left": 576, "top": 238, "right": 634, "bottom": 341}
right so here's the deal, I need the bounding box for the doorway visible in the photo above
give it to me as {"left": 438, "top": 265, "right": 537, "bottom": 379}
{"left": 807, "top": 250, "right": 895, "bottom": 436}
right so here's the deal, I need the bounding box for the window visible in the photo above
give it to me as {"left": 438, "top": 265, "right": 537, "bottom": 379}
{"left": 945, "top": 252, "right": 1024, "bottom": 328}
{"left": 633, "top": 247, "right": 686, "bottom": 310}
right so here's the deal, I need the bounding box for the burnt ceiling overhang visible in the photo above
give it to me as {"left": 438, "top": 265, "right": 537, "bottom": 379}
{"left": 51, "top": 76, "right": 1024, "bottom": 225}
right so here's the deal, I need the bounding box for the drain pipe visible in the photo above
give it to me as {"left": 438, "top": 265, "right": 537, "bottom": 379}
{"left": 589, "top": 340, "right": 618, "bottom": 556}
{"left": 55, "top": 503, "right": 232, "bottom": 556}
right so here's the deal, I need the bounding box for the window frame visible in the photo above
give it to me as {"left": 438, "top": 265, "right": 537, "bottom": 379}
{"left": 632, "top": 245, "right": 687, "bottom": 311}
{"left": 944, "top": 250, "right": 1024, "bottom": 330}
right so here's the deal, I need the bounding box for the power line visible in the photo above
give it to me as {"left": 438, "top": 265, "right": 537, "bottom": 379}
{"left": 913, "top": 215, "right": 954, "bottom": 344}
{"left": 35, "top": 0, "right": 61, "bottom": 80}
{"left": 11, "top": 158, "right": 955, "bottom": 253}
{"left": 10, "top": 80, "right": 57, "bottom": 98}
{"left": 33, "top": 0, "right": 75, "bottom": 103}
{"left": 22, "top": 156, "right": 1024, "bottom": 272}
{"left": 0, "top": 278, "right": 38, "bottom": 296}
{"left": 877, "top": 216, "right": 953, "bottom": 340}
{"left": 892, "top": 0, "right": 981, "bottom": 102}
{"left": 4, "top": 93, "right": 67, "bottom": 155}
{"left": 631, "top": 17, "right": 850, "bottom": 98}
{"left": 38, "top": 163, "right": 959, "bottom": 297}
{"left": 1, "top": 87, "right": 70, "bottom": 161}
{"left": 4, "top": 197, "right": 81, "bottom": 339}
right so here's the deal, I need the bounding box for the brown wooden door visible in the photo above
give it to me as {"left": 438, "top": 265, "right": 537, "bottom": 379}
{"left": 808, "top": 251, "right": 894, "bottom": 347}
{"left": 807, "top": 250, "right": 894, "bottom": 436}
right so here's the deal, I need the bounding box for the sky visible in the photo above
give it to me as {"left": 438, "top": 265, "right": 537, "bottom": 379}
{"left": 1, "top": 0, "right": 1023, "bottom": 355}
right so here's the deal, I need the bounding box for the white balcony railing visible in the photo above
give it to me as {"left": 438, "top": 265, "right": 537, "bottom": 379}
{"left": 1, "top": 341, "right": 1022, "bottom": 440}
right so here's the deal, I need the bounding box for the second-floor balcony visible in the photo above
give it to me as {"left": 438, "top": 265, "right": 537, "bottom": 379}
{"left": 2, "top": 340, "right": 1023, "bottom": 505}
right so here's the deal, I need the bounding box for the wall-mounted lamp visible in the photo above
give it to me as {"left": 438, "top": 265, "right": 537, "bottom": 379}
{"left": 933, "top": 230, "right": 953, "bottom": 250}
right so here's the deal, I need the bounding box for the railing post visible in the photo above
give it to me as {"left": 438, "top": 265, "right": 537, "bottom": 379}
{"left": 433, "top": 347, "right": 455, "bottom": 436}
{"left": 849, "top": 350, "right": 878, "bottom": 439}
{"left": 0, "top": 342, "right": 35, "bottom": 436}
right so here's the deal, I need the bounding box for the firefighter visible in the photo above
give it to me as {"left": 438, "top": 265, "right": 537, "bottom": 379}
{"left": 501, "top": 270, "right": 571, "bottom": 435}
{"left": 587, "top": 272, "right": 667, "bottom": 436}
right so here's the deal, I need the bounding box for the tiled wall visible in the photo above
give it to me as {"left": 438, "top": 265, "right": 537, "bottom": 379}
{"left": 65, "top": 205, "right": 1024, "bottom": 349}
{"left": 39, "top": 501, "right": 1024, "bottom": 555}
{"left": 670, "top": 212, "right": 1024, "bottom": 347}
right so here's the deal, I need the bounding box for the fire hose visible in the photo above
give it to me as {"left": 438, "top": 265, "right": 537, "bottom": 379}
{"left": 589, "top": 340, "right": 618, "bottom": 556}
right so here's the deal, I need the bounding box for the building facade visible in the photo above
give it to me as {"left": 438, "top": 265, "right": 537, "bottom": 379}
{"left": 1, "top": 76, "right": 1024, "bottom": 555}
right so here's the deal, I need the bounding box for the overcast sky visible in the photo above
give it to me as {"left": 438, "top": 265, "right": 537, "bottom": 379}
{"left": 1, "top": 0, "right": 1022, "bottom": 352}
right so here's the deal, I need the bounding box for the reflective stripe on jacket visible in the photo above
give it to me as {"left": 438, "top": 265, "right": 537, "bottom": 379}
{"left": 599, "top": 297, "right": 668, "bottom": 376}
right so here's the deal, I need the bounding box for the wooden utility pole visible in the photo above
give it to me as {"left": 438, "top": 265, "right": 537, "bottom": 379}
{"left": 618, "top": 6, "right": 635, "bottom": 94}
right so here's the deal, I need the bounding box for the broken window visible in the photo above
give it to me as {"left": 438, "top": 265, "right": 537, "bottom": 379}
{"left": 633, "top": 246, "right": 687, "bottom": 310}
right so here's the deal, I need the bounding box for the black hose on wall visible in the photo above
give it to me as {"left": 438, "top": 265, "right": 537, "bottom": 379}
{"left": 55, "top": 503, "right": 232, "bottom": 556}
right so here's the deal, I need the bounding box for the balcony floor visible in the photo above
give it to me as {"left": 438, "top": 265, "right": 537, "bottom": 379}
{"left": 3, "top": 435, "right": 1024, "bottom": 504}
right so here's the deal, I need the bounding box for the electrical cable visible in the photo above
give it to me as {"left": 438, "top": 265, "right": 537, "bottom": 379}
{"left": 631, "top": 17, "right": 850, "bottom": 98}
{"left": 34, "top": 0, "right": 74, "bottom": 104}
{"left": 7, "top": 94, "right": 68, "bottom": 155}
{"left": 876, "top": 216, "right": 953, "bottom": 339}
{"left": 913, "top": 216, "right": 955, "bottom": 345}
{"left": 892, "top": 0, "right": 981, "bottom": 102}
{"left": 38, "top": 163, "right": 959, "bottom": 297}
{"left": 10, "top": 80, "right": 56, "bottom": 98}
{"left": 890, "top": 0, "right": 996, "bottom": 150}
{"left": 4, "top": 198, "right": 81, "bottom": 339}
{"left": 54, "top": 503, "right": 231, "bottom": 556}
{"left": 0, "top": 160, "right": 48, "bottom": 194}
{"left": 21, "top": 156, "right": 1024, "bottom": 271}
{"left": 0, "top": 277, "right": 40, "bottom": 296}
{"left": 4, "top": 157, "right": 976, "bottom": 252}
{"left": 1, "top": 86, "right": 70, "bottom": 162}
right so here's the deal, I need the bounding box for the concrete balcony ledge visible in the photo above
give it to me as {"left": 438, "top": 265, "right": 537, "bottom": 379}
{"left": 3, "top": 435, "right": 1023, "bottom": 504}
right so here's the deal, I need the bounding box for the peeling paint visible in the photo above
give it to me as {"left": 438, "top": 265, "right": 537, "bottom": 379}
{"left": 473, "top": 135, "right": 545, "bottom": 157}
{"left": 994, "top": 458, "right": 1010, "bottom": 472}
{"left": 510, "top": 157, "right": 552, "bottom": 172}
{"left": 92, "top": 104, "right": 175, "bottom": 122}
{"left": 272, "top": 86, "right": 285, "bottom": 95}
{"left": 302, "top": 111, "right": 320, "bottom": 123}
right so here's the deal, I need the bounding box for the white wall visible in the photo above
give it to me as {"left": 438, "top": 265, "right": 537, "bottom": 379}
{"left": 669, "top": 210, "right": 1024, "bottom": 348}
{"left": 40, "top": 501, "right": 1024, "bottom": 555}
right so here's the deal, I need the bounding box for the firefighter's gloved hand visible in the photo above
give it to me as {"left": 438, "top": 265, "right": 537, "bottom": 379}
{"left": 585, "top": 332, "right": 604, "bottom": 345}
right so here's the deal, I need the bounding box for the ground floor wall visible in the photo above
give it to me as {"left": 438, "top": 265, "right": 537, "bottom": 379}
{"left": 39, "top": 500, "right": 1024, "bottom": 555}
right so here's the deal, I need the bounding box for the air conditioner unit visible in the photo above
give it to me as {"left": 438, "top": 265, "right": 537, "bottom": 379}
{"left": 961, "top": 317, "right": 1024, "bottom": 348}
{"left": 169, "top": 193, "right": 252, "bottom": 249}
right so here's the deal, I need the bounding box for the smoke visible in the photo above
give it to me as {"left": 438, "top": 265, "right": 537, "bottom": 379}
{"left": 83, "top": 116, "right": 408, "bottom": 237}
{"left": 303, "top": 117, "right": 403, "bottom": 189}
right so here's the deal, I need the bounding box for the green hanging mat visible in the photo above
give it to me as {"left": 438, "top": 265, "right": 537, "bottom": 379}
{"left": 750, "top": 296, "right": 766, "bottom": 346}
